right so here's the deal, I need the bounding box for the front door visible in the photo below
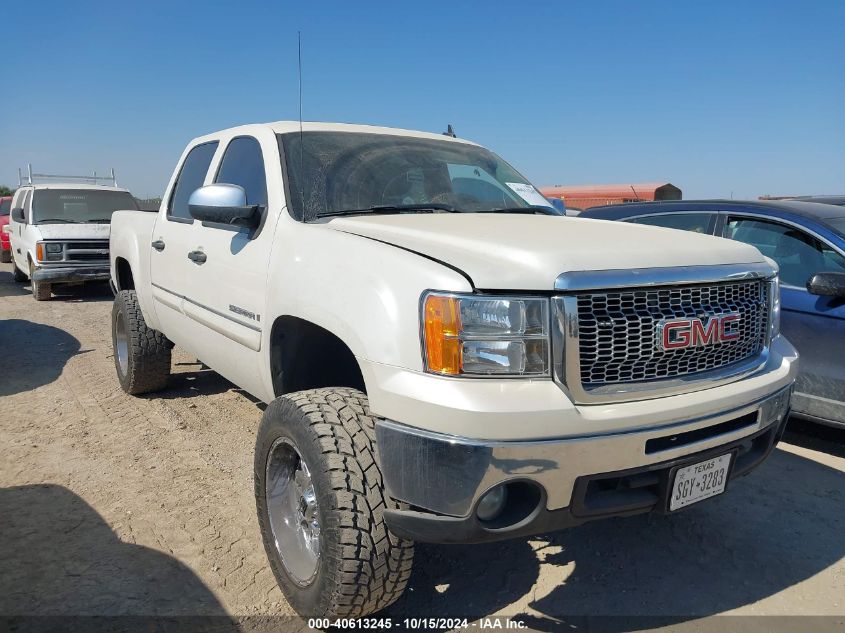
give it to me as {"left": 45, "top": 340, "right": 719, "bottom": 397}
{"left": 724, "top": 215, "right": 845, "bottom": 425}
{"left": 181, "top": 134, "right": 278, "bottom": 398}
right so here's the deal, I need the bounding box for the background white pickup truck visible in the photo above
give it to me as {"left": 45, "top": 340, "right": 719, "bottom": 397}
{"left": 109, "top": 121, "right": 797, "bottom": 617}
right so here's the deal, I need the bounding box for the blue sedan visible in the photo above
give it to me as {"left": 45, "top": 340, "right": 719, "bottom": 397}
{"left": 581, "top": 200, "right": 845, "bottom": 428}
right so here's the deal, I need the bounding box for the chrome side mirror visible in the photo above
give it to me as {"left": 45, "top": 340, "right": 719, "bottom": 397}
{"left": 188, "top": 184, "right": 260, "bottom": 227}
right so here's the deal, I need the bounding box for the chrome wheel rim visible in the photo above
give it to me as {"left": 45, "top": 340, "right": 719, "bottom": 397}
{"left": 265, "top": 437, "right": 320, "bottom": 586}
{"left": 114, "top": 312, "right": 129, "bottom": 377}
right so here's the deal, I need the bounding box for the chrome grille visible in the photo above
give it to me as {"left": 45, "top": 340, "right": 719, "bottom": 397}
{"left": 576, "top": 280, "right": 769, "bottom": 386}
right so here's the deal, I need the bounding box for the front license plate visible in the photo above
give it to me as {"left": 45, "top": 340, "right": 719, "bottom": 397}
{"left": 669, "top": 453, "right": 732, "bottom": 511}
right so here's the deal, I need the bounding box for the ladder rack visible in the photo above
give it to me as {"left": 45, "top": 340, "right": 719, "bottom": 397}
{"left": 18, "top": 163, "right": 118, "bottom": 187}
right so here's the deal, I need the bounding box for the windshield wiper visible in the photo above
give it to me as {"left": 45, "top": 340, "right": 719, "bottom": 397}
{"left": 85, "top": 218, "right": 112, "bottom": 223}
{"left": 36, "top": 218, "right": 74, "bottom": 224}
{"left": 479, "top": 206, "right": 557, "bottom": 215}
{"left": 317, "top": 204, "right": 459, "bottom": 218}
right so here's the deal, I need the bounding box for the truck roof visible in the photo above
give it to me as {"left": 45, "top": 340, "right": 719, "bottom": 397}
{"left": 192, "top": 121, "right": 480, "bottom": 145}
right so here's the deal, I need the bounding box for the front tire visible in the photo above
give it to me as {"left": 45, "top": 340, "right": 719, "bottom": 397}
{"left": 12, "top": 264, "right": 27, "bottom": 282}
{"left": 255, "top": 388, "right": 414, "bottom": 617}
{"left": 30, "top": 263, "right": 51, "bottom": 301}
{"left": 111, "top": 289, "right": 171, "bottom": 394}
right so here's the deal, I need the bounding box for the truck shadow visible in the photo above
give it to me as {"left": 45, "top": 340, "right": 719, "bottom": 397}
{"left": 391, "top": 447, "right": 844, "bottom": 628}
{"left": 0, "top": 484, "right": 232, "bottom": 620}
{"left": 783, "top": 417, "right": 845, "bottom": 459}
{"left": 0, "top": 319, "right": 84, "bottom": 397}
{"left": 46, "top": 280, "right": 114, "bottom": 303}
{"left": 144, "top": 361, "right": 240, "bottom": 400}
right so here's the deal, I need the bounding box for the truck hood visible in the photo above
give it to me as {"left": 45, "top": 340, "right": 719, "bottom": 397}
{"left": 325, "top": 214, "right": 766, "bottom": 290}
{"left": 35, "top": 223, "right": 111, "bottom": 240}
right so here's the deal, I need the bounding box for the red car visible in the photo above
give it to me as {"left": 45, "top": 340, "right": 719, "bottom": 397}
{"left": 0, "top": 196, "right": 12, "bottom": 263}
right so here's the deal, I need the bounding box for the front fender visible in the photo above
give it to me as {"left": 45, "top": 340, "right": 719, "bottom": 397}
{"left": 263, "top": 221, "right": 472, "bottom": 400}
{"left": 110, "top": 211, "right": 158, "bottom": 330}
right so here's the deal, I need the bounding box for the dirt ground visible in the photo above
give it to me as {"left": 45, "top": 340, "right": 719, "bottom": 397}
{"left": 1, "top": 267, "right": 844, "bottom": 627}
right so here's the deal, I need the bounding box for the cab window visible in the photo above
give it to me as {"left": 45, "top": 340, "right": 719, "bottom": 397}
{"left": 628, "top": 213, "right": 713, "bottom": 234}
{"left": 168, "top": 142, "right": 219, "bottom": 221}
{"left": 214, "top": 136, "right": 268, "bottom": 208}
{"left": 726, "top": 217, "right": 845, "bottom": 288}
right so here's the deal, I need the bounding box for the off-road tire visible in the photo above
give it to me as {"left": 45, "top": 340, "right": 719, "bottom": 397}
{"left": 111, "top": 289, "right": 171, "bottom": 395}
{"left": 0, "top": 250, "right": 10, "bottom": 264}
{"left": 255, "top": 388, "right": 414, "bottom": 617}
{"left": 13, "top": 264, "right": 27, "bottom": 282}
{"left": 30, "top": 262, "right": 51, "bottom": 301}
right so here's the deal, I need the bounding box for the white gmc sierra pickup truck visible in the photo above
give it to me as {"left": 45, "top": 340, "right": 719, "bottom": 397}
{"left": 109, "top": 122, "right": 797, "bottom": 617}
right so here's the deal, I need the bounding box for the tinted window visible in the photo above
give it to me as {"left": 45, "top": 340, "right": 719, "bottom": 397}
{"left": 826, "top": 217, "right": 845, "bottom": 234}
{"left": 215, "top": 137, "right": 267, "bottom": 207}
{"left": 168, "top": 142, "right": 218, "bottom": 220}
{"left": 22, "top": 191, "right": 32, "bottom": 218}
{"left": 727, "top": 217, "right": 845, "bottom": 287}
{"left": 628, "top": 213, "right": 712, "bottom": 234}
{"left": 0, "top": 198, "right": 10, "bottom": 215}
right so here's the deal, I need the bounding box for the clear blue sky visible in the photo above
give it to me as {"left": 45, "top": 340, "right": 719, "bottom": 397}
{"left": 1, "top": 0, "right": 843, "bottom": 199}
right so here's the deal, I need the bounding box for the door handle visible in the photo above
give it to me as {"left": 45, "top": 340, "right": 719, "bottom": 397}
{"left": 188, "top": 250, "right": 207, "bottom": 264}
{"left": 151, "top": 240, "right": 166, "bottom": 251}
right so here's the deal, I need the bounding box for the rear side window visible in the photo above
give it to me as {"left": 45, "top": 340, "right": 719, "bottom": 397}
{"left": 214, "top": 136, "right": 268, "bottom": 207}
{"left": 727, "top": 217, "right": 845, "bottom": 287}
{"left": 628, "top": 213, "right": 712, "bottom": 234}
{"left": 0, "top": 198, "right": 10, "bottom": 215}
{"left": 168, "top": 142, "right": 219, "bottom": 220}
{"left": 22, "top": 191, "right": 32, "bottom": 219}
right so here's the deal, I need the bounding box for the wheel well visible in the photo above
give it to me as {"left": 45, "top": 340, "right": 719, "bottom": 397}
{"left": 116, "top": 258, "right": 135, "bottom": 290}
{"left": 270, "top": 316, "right": 365, "bottom": 397}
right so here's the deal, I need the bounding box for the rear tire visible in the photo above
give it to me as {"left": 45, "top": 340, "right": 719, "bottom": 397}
{"left": 30, "top": 262, "right": 51, "bottom": 301}
{"left": 13, "top": 264, "right": 27, "bottom": 282}
{"left": 111, "top": 289, "right": 171, "bottom": 394}
{"left": 255, "top": 388, "right": 414, "bottom": 617}
{"left": 0, "top": 250, "right": 10, "bottom": 264}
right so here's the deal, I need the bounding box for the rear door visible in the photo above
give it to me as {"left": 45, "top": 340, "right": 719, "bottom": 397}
{"left": 723, "top": 215, "right": 845, "bottom": 424}
{"left": 149, "top": 141, "right": 219, "bottom": 340}
{"left": 179, "top": 132, "right": 279, "bottom": 397}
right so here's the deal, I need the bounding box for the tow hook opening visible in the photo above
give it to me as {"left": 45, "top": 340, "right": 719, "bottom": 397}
{"left": 476, "top": 481, "right": 543, "bottom": 530}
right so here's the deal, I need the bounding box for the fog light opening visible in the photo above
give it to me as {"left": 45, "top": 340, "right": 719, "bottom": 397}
{"left": 476, "top": 484, "right": 508, "bottom": 522}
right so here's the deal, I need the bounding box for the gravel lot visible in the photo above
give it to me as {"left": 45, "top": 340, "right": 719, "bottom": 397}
{"left": 1, "top": 266, "right": 844, "bottom": 627}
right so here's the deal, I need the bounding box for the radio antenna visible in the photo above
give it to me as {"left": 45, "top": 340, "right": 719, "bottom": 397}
{"left": 297, "top": 31, "right": 305, "bottom": 207}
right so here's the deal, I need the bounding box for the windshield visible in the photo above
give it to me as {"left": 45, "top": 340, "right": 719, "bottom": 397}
{"left": 279, "top": 131, "right": 556, "bottom": 221}
{"left": 826, "top": 217, "right": 845, "bottom": 236}
{"left": 0, "top": 198, "right": 10, "bottom": 216}
{"left": 31, "top": 189, "right": 138, "bottom": 224}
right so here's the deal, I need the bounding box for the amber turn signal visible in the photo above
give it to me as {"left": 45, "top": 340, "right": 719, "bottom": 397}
{"left": 423, "top": 295, "right": 462, "bottom": 375}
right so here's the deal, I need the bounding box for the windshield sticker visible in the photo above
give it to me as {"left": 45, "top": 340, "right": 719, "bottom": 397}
{"left": 506, "top": 182, "right": 551, "bottom": 208}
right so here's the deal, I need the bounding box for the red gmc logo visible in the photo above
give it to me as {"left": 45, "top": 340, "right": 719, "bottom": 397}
{"left": 657, "top": 313, "right": 741, "bottom": 351}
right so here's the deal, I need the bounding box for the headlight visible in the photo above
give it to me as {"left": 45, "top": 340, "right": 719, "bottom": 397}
{"left": 37, "top": 242, "right": 64, "bottom": 261}
{"left": 769, "top": 276, "right": 781, "bottom": 340}
{"left": 421, "top": 292, "right": 550, "bottom": 376}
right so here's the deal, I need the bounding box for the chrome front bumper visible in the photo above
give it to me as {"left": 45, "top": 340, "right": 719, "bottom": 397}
{"left": 376, "top": 385, "right": 792, "bottom": 542}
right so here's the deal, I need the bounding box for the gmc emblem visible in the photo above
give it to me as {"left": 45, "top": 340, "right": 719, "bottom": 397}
{"left": 656, "top": 313, "right": 741, "bottom": 351}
